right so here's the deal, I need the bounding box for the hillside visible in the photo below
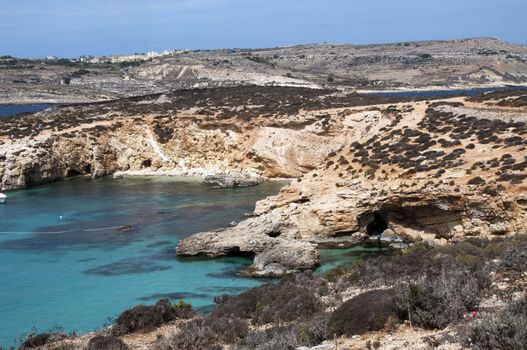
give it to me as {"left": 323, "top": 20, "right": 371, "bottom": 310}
{"left": 1, "top": 38, "right": 527, "bottom": 103}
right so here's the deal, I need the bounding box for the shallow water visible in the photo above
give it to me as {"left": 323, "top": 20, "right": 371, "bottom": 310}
{"left": 317, "top": 241, "right": 393, "bottom": 272}
{"left": 0, "top": 104, "right": 53, "bottom": 117}
{"left": 0, "top": 176, "right": 286, "bottom": 346}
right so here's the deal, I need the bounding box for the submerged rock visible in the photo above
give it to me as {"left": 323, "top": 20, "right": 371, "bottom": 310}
{"left": 203, "top": 172, "right": 262, "bottom": 188}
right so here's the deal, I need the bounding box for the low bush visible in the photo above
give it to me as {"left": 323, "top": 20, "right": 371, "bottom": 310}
{"left": 500, "top": 246, "right": 527, "bottom": 272}
{"left": 244, "top": 325, "right": 299, "bottom": 350}
{"left": 212, "top": 272, "right": 326, "bottom": 325}
{"left": 465, "top": 296, "right": 527, "bottom": 350}
{"left": 112, "top": 299, "right": 193, "bottom": 336}
{"left": 467, "top": 176, "right": 486, "bottom": 185}
{"left": 293, "top": 314, "right": 329, "bottom": 347}
{"left": 330, "top": 240, "right": 491, "bottom": 293}
{"left": 86, "top": 335, "right": 129, "bottom": 350}
{"left": 165, "top": 318, "right": 216, "bottom": 350}
{"left": 328, "top": 289, "right": 399, "bottom": 337}
{"left": 164, "top": 316, "right": 247, "bottom": 350}
{"left": 20, "top": 331, "right": 66, "bottom": 349}
{"left": 394, "top": 263, "right": 481, "bottom": 329}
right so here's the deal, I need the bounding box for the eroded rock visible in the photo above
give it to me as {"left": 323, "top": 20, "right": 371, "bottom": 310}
{"left": 176, "top": 215, "right": 320, "bottom": 276}
{"left": 203, "top": 172, "right": 262, "bottom": 188}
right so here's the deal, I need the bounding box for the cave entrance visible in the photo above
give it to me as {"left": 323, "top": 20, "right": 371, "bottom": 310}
{"left": 83, "top": 164, "right": 92, "bottom": 174}
{"left": 366, "top": 212, "right": 388, "bottom": 236}
{"left": 225, "top": 246, "right": 256, "bottom": 259}
{"left": 66, "top": 168, "right": 82, "bottom": 177}
{"left": 142, "top": 159, "right": 152, "bottom": 168}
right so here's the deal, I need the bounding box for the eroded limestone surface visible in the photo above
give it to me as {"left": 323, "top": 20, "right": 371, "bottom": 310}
{"left": 2, "top": 86, "right": 527, "bottom": 275}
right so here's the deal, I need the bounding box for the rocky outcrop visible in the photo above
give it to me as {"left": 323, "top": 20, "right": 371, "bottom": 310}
{"left": 176, "top": 214, "right": 320, "bottom": 276}
{"left": 176, "top": 91, "right": 527, "bottom": 275}
{"left": 2, "top": 86, "right": 527, "bottom": 275}
{"left": 2, "top": 86, "right": 372, "bottom": 190}
{"left": 203, "top": 172, "right": 262, "bottom": 188}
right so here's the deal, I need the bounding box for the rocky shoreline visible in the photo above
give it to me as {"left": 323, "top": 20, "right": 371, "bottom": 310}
{"left": 1, "top": 86, "right": 527, "bottom": 277}
{"left": 18, "top": 235, "right": 527, "bottom": 350}
{"left": 1, "top": 40, "right": 527, "bottom": 348}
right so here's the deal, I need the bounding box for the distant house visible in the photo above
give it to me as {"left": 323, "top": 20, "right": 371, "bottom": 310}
{"left": 46, "top": 56, "right": 58, "bottom": 61}
{"left": 79, "top": 55, "right": 95, "bottom": 62}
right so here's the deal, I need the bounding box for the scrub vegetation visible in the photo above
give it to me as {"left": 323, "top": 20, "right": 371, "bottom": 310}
{"left": 15, "top": 235, "right": 527, "bottom": 349}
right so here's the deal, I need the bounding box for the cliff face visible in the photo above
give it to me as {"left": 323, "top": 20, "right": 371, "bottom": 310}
{"left": 0, "top": 86, "right": 401, "bottom": 189}
{"left": 177, "top": 89, "right": 527, "bottom": 275}
{"left": 2, "top": 86, "right": 527, "bottom": 275}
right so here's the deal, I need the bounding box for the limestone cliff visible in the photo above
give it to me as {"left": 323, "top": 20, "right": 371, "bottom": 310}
{"left": 1, "top": 86, "right": 527, "bottom": 275}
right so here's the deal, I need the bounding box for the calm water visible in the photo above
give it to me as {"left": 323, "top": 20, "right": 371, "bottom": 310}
{"left": 317, "top": 242, "right": 393, "bottom": 273}
{"left": 0, "top": 104, "right": 53, "bottom": 117}
{"left": 0, "top": 176, "right": 286, "bottom": 346}
{"left": 367, "top": 85, "right": 527, "bottom": 98}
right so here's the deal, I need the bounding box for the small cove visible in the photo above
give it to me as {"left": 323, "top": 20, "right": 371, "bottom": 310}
{"left": 0, "top": 176, "right": 397, "bottom": 347}
{"left": 0, "top": 176, "right": 284, "bottom": 346}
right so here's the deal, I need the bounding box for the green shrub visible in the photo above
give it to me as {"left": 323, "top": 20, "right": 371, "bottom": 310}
{"left": 70, "top": 69, "right": 90, "bottom": 78}
{"left": 173, "top": 300, "right": 194, "bottom": 318}
{"left": 325, "top": 265, "right": 353, "bottom": 283}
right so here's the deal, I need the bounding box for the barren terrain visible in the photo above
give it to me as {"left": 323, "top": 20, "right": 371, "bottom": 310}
{"left": 2, "top": 37, "right": 527, "bottom": 103}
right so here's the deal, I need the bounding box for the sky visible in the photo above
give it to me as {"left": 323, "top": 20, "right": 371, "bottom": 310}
{"left": 0, "top": 0, "right": 526, "bottom": 58}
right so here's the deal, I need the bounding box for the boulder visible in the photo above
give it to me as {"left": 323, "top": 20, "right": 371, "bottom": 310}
{"left": 203, "top": 172, "right": 262, "bottom": 188}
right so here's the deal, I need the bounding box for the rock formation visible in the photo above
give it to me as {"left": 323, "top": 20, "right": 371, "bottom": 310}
{"left": 203, "top": 172, "right": 262, "bottom": 188}
{"left": 1, "top": 86, "right": 527, "bottom": 275}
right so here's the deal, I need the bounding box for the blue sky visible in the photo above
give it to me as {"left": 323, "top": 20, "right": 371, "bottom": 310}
{"left": 1, "top": 0, "right": 526, "bottom": 58}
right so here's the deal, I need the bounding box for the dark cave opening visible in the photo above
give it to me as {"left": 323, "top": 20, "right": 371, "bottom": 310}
{"left": 266, "top": 230, "right": 282, "bottom": 238}
{"left": 142, "top": 159, "right": 152, "bottom": 168}
{"left": 83, "top": 164, "right": 92, "bottom": 174}
{"left": 225, "top": 246, "right": 256, "bottom": 259}
{"left": 66, "top": 168, "right": 82, "bottom": 177}
{"left": 366, "top": 212, "right": 389, "bottom": 236}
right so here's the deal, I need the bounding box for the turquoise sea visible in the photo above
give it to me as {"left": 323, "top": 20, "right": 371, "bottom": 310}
{"left": 0, "top": 177, "right": 286, "bottom": 346}
{"left": 0, "top": 176, "right": 396, "bottom": 347}
{"left": 0, "top": 102, "right": 400, "bottom": 347}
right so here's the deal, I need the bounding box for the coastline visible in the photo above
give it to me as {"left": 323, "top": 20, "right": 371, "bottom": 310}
{"left": 1, "top": 83, "right": 527, "bottom": 348}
